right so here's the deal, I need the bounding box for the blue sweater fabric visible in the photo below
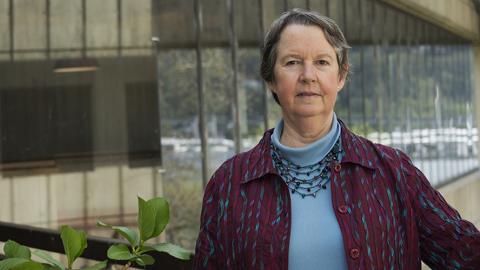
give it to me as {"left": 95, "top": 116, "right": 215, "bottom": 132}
{"left": 271, "top": 114, "right": 348, "bottom": 270}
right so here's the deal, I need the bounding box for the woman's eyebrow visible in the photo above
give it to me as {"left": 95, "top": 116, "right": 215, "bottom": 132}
{"left": 315, "top": 53, "right": 334, "bottom": 60}
{"left": 279, "top": 53, "right": 334, "bottom": 61}
{"left": 279, "top": 54, "right": 302, "bottom": 61}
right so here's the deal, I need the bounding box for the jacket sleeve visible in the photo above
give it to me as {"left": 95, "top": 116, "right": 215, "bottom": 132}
{"left": 193, "top": 164, "right": 225, "bottom": 269}
{"left": 400, "top": 152, "right": 480, "bottom": 269}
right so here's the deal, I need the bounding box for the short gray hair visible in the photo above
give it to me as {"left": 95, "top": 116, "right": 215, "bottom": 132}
{"left": 260, "top": 9, "right": 350, "bottom": 104}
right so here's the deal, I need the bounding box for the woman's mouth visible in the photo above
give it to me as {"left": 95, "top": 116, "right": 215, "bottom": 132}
{"left": 297, "top": 92, "right": 320, "bottom": 97}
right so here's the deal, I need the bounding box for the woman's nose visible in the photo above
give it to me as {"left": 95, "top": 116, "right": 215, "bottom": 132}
{"left": 300, "top": 63, "right": 316, "bottom": 83}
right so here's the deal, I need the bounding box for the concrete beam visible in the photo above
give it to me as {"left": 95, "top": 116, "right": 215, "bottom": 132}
{"left": 380, "top": 0, "right": 480, "bottom": 42}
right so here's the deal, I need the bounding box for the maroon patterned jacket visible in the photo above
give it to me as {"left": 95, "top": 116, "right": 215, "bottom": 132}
{"left": 193, "top": 122, "right": 480, "bottom": 269}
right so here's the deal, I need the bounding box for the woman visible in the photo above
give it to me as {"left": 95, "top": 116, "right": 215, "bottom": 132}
{"left": 193, "top": 9, "right": 480, "bottom": 270}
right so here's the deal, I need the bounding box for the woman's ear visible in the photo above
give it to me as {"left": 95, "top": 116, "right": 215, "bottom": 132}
{"left": 341, "top": 64, "right": 349, "bottom": 80}
{"left": 337, "top": 64, "right": 349, "bottom": 91}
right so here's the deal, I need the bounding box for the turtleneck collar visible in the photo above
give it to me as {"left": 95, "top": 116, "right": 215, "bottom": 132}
{"left": 270, "top": 113, "right": 341, "bottom": 165}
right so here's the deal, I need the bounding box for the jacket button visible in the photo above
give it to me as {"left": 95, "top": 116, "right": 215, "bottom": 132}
{"left": 334, "top": 163, "right": 342, "bottom": 172}
{"left": 338, "top": 205, "right": 348, "bottom": 214}
{"left": 350, "top": 248, "right": 360, "bottom": 259}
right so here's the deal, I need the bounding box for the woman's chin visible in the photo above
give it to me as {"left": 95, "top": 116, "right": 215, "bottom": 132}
{"left": 289, "top": 108, "right": 328, "bottom": 119}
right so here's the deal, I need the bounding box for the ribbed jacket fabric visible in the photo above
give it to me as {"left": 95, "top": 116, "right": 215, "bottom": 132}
{"left": 193, "top": 120, "right": 480, "bottom": 270}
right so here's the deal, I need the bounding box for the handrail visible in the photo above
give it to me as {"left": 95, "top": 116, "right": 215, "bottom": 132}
{"left": 0, "top": 221, "right": 193, "bottom": 269}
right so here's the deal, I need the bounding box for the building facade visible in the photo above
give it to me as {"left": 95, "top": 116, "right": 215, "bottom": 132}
{"left": 0, "top": 0, "right": 479, "bottom": 256}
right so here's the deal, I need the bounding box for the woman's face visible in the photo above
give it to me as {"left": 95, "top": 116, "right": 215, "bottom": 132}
{"left": 268, "top": 24, "right": 346, "bottom": 119}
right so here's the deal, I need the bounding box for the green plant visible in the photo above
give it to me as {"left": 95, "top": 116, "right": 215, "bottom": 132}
{"left": 0, "top": 226, "right": 106, "bottom": 270}
{"left": 97, "top": 196, "right": 191, "bottom": 269}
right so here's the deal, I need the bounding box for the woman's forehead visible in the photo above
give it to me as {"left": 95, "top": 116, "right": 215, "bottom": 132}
{"left": 277, "top": 24, "right": 336, "bottom": 56}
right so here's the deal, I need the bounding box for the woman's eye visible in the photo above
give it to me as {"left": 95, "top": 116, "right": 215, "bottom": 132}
{"left": 316, "top": 60, "right": 329, "bottom": 65}
{"left": 285, "top": 60, "right": 299, "bottom": 66}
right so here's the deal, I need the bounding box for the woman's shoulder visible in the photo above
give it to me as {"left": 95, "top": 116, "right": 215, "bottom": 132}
{"left": 340, "top": 121, "right": 398, "bottom": 161}
{"left": 345, "top": 129, "right": 416, "bottom": 174}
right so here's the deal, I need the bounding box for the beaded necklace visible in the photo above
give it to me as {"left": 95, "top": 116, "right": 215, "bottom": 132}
{"left": 271, "top": 137, "right": 344, "bottom": 198}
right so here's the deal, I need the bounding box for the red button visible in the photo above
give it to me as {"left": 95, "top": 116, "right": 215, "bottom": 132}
{"left": 350, "top": 248, "right": 360, "bottom": 259}
{"left": 338, "top": 205, "right": 348, "bottom": 214}
{"left": 334, "top": 163, "right": 342, "bottom": 172}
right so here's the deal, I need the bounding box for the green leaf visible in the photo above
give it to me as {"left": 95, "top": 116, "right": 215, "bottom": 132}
{"left": 11, "top": 261, "right": 44, "bottom": 270}
{"left": 79, "top": 260, "right": 107, "bottom": 270}
{"left": 134, "top": 254, "right": 154, "bottom": 266}
{"left": 149, "top": 198, "right": 169, "bottom": 239}
{"left": 96, "top": 221, "right": 139, "bottom": 246}
{"left": 0, "top": 258, "right": 30, "bottom": 270}
{"left": 138, "top": 197, "right": 154, "bottom": 241}
{"left": 134, "top": 258, "right": 144, "bottom": 267}
{"left": 138, "top": 196, "right": 169, "bottom": 241}
{"left": 4, "top": 240, "right": 31, "bottom": 259}
{"left": 60, "top": 225, "right": 87, "bottom": 269}
{"left": 106, "top": 244, "right": 135, "bottom": 261}
{"left": 41, "top": 265, "right": 61, "bottom": 270}
{"left": 150, "top": 243, "right": 192, "bottom": 260}
{"left": 32, "top": 250, "right": 64, "bottom": 270}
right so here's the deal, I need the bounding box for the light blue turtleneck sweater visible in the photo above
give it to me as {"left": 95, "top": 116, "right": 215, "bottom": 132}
{"left": 271, "top": 114, "right": 348, "bottom": 270}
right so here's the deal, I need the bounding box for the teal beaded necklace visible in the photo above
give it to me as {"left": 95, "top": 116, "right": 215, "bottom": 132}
{"left": 271, "top": 137, "right": 344, "bottom": 198}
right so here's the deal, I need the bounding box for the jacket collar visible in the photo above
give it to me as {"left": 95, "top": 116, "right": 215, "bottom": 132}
{"left": 241, "top": 119, "right": 378, "bottom": 184}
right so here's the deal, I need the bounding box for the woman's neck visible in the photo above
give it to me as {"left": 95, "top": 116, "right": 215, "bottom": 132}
{"left": 280, "top": 113, "right": 334, "bottom": 148}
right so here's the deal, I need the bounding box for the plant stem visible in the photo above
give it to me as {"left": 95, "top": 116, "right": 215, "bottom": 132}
{"left": 121, "top": 261, "right": 131, "bottom": 270}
